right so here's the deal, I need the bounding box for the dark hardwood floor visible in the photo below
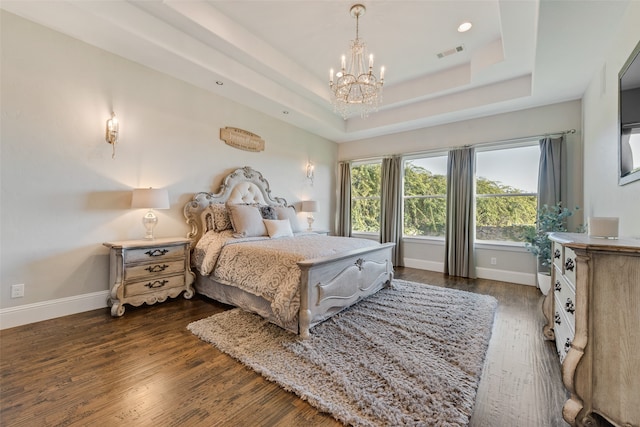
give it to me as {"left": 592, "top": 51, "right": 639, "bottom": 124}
{"left": 0, "top": 268, "right": 567, "bottom": 426}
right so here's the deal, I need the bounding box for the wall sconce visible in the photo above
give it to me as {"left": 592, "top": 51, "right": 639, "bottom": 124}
{"left": 105, "top": 112, "right": 119, "bottom": 159}
{"left": 300, "top": 200, "right": 318, "bottom": 231}
{"left": 131, "top": 188, "right": 170, "bottom": 240}
{"left": 306, "top": 161, "right": 315, "bottom": 185}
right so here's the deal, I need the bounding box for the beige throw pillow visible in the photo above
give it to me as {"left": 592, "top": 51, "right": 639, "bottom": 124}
{"left": 227, "top": 204, "right": 268, "bottom": 238}
{"left": 263, "top": 219, "right": 294, "bottom": 238}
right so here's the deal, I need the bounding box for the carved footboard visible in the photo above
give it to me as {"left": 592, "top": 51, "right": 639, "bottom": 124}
{"left": 297, "top": 242, "right": 395, "bottom": 338}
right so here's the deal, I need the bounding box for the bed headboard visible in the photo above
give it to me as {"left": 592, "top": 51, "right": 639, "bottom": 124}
{"left": 183, "top": 166, "right": 288, "bottom": 245}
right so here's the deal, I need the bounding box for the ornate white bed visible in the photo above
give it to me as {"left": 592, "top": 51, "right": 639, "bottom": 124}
{"left": 183, "top": 166, "right": 394, "bottom": 338}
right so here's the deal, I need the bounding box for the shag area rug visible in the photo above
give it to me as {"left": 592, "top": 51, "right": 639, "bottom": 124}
{"left": 188, "top": 280, "right": 498, "bottom": 427}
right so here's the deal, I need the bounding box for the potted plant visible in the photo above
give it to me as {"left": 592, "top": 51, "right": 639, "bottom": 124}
{"left": 524, "top": 203, "right": 580, "bottom": 295}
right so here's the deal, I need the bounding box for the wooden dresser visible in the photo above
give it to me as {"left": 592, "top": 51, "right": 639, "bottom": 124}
{"left": 104, "top": 237, "right": 195, "bottom": 316}
{"left": 543, "top": 232, "right": 640, "bottom": 427}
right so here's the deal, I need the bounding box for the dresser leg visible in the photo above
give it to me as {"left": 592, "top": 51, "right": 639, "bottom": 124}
{"left": 110, "top": 301, "right": 125, "bottom": 317}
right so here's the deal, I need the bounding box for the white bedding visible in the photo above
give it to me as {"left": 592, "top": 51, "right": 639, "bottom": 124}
{"left": 192, "top": 232, "right": 379, "bottom": 323}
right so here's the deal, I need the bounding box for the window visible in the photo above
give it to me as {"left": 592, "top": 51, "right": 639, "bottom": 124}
{"left": 351, "top": 161, "right": 381, "bottom": 233}
{"left": 475, "top": 144, "right": 539, "bottom": 242}
{"left": 403, "top": 155, "right": 448, "bottom": 237}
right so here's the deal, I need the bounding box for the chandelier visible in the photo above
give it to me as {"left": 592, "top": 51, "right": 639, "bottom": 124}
{"left": 329, "top": 4, "right": 385, "bottom": 119}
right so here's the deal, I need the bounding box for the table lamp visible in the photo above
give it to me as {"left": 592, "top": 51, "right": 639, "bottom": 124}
{"left": 301, "top": 200, "right": 318, "bottom": 232}
{"left": 131, "top": 188, "right": 170, "bottom": 239}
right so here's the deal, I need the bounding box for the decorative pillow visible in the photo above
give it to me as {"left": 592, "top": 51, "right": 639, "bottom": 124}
{"left": 263, "top": 219, "right": 294, "bottom": 239}
{"left": 211, "top": 203, "right": 232, "bottom": 231}
{"left": 227, "top": 204, "right": 268, "bottom": 238}
{"left": 200, "top": 207, "right": 216, "bottom": 233}
{"left": 259, "top": 205, "right": 278, "bottom": 220}
{"left": 275, "top": 205, "right": 302, "bottom": 233}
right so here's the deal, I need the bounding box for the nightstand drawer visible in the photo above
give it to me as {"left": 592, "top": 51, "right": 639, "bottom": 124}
{"left": 125, "top": 274, "right": 186, "bottom": 297}
{"left": 125, "top": 260, "right": 185, "bottom": 280}
{"left": 125, "top": 245, "right": 185, "bottom": 263}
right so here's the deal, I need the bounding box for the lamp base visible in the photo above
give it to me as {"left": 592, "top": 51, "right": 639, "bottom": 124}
{"left": 307, "top": 215, "right": 314, "bottom": 232}
{"left": 142, "top": 210, "right": 158, "bottom": 240}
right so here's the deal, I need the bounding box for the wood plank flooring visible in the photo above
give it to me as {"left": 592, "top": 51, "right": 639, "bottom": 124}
{"left": 0, "top": 268, "right": 568, "bottom": 426}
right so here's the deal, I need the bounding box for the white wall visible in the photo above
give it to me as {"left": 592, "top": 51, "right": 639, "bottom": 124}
{"left": 339, "top": 100, "right": 583, "bottom": 284}
{"left": 0, "top": 12, "right": 337, "bottom": 325}
{"left": 583, "top": 1, "right": 640, "bottom": 237}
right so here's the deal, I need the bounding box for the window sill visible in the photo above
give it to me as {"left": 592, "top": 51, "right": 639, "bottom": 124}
{"left": 402, "top": 236, "right": 445, "bottom": 244}
{"left": 401, "top": 236, "right": 530, "bottom": 252}
{"left": 475, "top": 240, "right": 529, "bottom": 252}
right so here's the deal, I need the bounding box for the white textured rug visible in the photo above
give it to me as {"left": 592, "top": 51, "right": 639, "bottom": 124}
{"left": 188, "top": 280, "right": 497, "bottom": 427}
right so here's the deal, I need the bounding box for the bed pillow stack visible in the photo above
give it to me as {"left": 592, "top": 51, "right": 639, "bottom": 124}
{"left": 213, "top": 203, "right": 302, "bottom": 238}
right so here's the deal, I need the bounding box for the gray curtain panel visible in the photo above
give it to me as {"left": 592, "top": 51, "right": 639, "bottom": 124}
{"left": 444, "top": 147, "right": 476, "bottom": 278}
{"left": 380, "top": 156, "right": 404, "bottom": 266}
{"left": 337, "top": 161, "right": 352, "bottom": 237}
{"left": 536, "top": 136, "right": 564, "bottom": 273}
{"left": 537, "top": 136, "right": 564, "bottom": 210}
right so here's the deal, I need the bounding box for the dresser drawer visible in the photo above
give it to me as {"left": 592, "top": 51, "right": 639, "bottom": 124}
{"left": 563, "top": 247, "right": 577, "bottom": 286}
{"left": 124, "top": 274, "right": 186, "bottom": 297}
{"left": 125, "top": 245, "right": 186, "bottom": 264}
{"left": 553, "top": 274, "right": 576, "bottom": 327}
{"left": 554, "top": 308, "right": 574, "bottom": 363}
{"left": 552, "top": 242, "right": 563, "bottom": 270}
{"left": 124, "top": 260, "right": 186, "bottom": 281}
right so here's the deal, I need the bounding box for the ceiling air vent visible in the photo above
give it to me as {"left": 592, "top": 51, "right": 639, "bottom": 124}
{"left": 437, "top": 45, "right": 464, "bottom": 59}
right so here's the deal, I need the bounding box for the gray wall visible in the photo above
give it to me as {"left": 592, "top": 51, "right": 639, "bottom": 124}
{"left": 582, "top": 1, "right": 640, "bottom": 236}
{"left": 0, "top": 12, "right": 337, "bottom": 321}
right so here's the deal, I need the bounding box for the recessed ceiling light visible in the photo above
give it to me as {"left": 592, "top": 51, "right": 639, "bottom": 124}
{"left": 215, "top": 81, "right": 224, "bottom": 85}
{"left": 282, "top": 111, "right": 289, "bottom": 115}
{"left": 458, "top": 22, "right": 472, "bottom": 33}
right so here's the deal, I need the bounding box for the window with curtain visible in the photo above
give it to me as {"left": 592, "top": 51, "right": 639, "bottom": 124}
{"left": 475, "top": 143, "right": 539, "bottom": 243}
{"left": 403, "top": 155, "right": 448, "bottom": 237}
{"left": 351, "top": 161, "right": 382, "bottom": 233}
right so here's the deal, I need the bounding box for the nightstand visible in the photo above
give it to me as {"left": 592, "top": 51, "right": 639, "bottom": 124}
{"left": 313, "top": 230, "right": 330, "bottom": 235}
{"left": 103, "top": 237, "right": 195, "bottom": 316}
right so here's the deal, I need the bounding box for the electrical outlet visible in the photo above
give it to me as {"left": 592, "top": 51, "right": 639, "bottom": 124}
{"left": 490, "top": 257, "right": 497, "bottom": 265}
{"left": 11, "top": 284, "right": 24, "bottom": 298}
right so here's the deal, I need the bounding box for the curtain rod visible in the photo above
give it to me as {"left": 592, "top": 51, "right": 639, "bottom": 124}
{"left": 459, "top": 128, "right": 576, "bottom": 150}
{"left": 345, "top": 128, "right": 577, "bottom": 163}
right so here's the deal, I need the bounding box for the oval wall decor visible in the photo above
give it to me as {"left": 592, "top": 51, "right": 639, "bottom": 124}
{"left": 220, "top": 127, "right": 265, "bottom": 152}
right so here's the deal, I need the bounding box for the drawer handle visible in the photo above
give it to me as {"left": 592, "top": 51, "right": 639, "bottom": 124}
{"left": 145, "top": 264, "right": 169, "bottom": 273}
{"left": 565, "top": 298, "right": 575, "bottom": 314}
{"left": 145, "top": 280, "right": 168, "bottom": 289}
{"left": 554, "top": 249, "right": 561, "bottom": 259}
{"left": 564, "top": 338, "right": 572, "bottom": 352}
{"left": 145, "top": 249, "right": 169, "bottom": 257}
{"left": 554, "top": 280, "right": 562, "bottom": 292}
{"left": 565, "top": 258, "right": 575, "bottom": 272}
{"left": 554, "top": 312, "right": 561, "bottom": 325}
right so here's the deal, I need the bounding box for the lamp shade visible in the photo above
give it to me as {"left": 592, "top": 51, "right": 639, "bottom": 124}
{"left": 131, "top": 188, "right": 170, "bottom": 209}
{"left": 301, "top": 200, "right": 318, "bottom": 213}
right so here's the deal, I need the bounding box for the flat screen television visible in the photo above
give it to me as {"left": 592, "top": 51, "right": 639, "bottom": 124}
{"left": 619, "top": 41, "right": 640, "bottom": 185}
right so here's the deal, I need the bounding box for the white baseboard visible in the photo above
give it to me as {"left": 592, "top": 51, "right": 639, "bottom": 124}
{"left": 403, "top": 258, "right": 536, "bottom": 286}
{"left": 1, "top": 261, "right": 536, "bottom": 330}
{"left": 0, "top": 290, "right": 109, "bottom": 330}
{"left": 403, "top": 258, "right": 444, "bottom": 272}
{"left": 475, "top": 267, "right": 536, "bottom": 286}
